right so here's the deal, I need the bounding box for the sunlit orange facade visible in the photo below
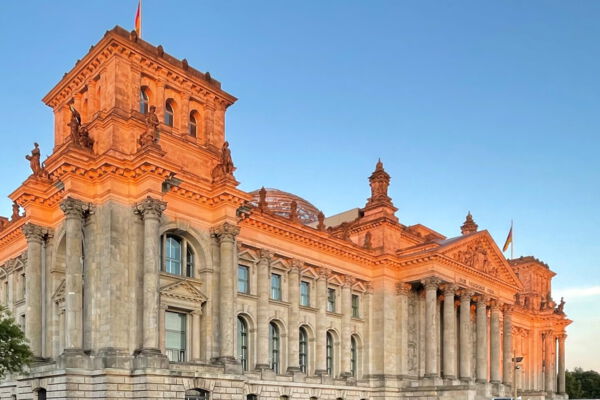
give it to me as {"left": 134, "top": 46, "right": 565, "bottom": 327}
{"left": 0, "top": 27, "right": 570, "bottom": 400}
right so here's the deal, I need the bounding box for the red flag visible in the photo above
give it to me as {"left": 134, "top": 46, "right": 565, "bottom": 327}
{"left": 134, "top": 0, "right": 142, "bottom": 38}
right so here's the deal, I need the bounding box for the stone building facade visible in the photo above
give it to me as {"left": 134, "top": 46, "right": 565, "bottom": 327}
{"left": 0, "top": 26, "right": 570, "bottom": 400}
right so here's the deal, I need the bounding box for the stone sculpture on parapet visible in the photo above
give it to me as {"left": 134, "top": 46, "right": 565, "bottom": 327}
{"left": 211, "top": 141, "right": 237, "bottom": 184}
{"left": 138, "top": 105, "right": 161, "bottom": 149}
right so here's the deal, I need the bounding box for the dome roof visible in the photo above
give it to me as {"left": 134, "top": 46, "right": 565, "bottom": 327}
{"left": 249, "top": 188, "right": 320, "bottom": 225}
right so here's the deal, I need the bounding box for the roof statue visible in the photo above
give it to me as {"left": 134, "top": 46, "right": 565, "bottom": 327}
{"left": 211, "top": 141, "right": 236, "bottom": 183}
{"left": 11, "top": 202, "right": 20, "bottom": 221}
{"left": 139, "top": 105, "right": 160, "bottom": 148}
{"left": 460, "top": 211, "right": 478, "bottom": 235}
{"left": 258, "top": 187, "right": 267, "bottom": 212}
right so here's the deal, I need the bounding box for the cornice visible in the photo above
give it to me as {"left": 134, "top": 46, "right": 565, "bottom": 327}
{"left": 43, "top": 27, "right": 236, "bottom": 109}
{"left": 240, "top": 213, "right": 375, "bottom": 266}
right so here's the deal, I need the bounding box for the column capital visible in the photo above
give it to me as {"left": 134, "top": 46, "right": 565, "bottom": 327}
{"left": 134, "top": 196, "right": 167, "bottom": 219}
{"left": 365, "top": 281, "right": 374, "bottom": 294}
{"left": 258, "top": 248, "right": 273, "bottom": 263}
{"left": 316, "top": 267, "right": 331, "bottom": 280}
{"left": 60, "top": 196, "right": 93, "bottom": 219}
{"left": 396, "top": 282, "right": 412, "bottom": 296}
{"left": 342, "top": 275, "right": 356, "bottom": 289}
{"left": 289, "top": 259, "right": 303, "bottom": 273}
{"left": 558, "top": 333, "right": 567, "bottom": 341}
{"left": 503, "top": 304, "right": 514, "bottom": 315}
{"left": 22, "top": 223, "right": 47, "bottom": 243}
{"left": 490, "top": 299, "right": 502, "bottom": 311}
{"left": 210, "top": 222, "right": 240, "bottom": 243}
{"left": 475, "top": 293, "right": 488, "bottom": 304}
{"left": 459, "top": 288, "right": 474, "bottom": 301}
{"left": 442, "top": 283, "right": 457, "bottom": 296}
{"left": 421, "top": 277, "right": 442, "bottom": 290}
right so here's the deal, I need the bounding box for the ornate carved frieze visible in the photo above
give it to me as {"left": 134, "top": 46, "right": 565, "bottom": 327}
{"left": 396, "top": 282, "right": 412, "bottom": 296}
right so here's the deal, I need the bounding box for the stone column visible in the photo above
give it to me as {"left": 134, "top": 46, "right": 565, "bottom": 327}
{"left": 22, "top": 223, "right": 46, "bottom": 358}
{"left": 134, "top": 197, "right": 167, "bottom": 354}
{"left": 544, "top": 331, "right": 555, "bottom": 393}
{"left": 476, "top": 295, "right": 489, "bottom": 382}
{"left": 287, "top": 260, "right": 302, "bottom": 373}
{"left": 397, "top": 282, "right": 411, "bottom": 377}
{"left": 191, "top": 310, "right": 201, "bottom": 361}
{"left": 459, "top": 289, "right": 473, "bottom": 381}
{"left": 502, "top": 305, "right": 513, "bottom": 385}
{"left": 60, "top": 197, "right": 89, "bottom": 356}
{"left": 422, "top": 277, "right": 441, "bottom": 378}
{"left": 557, "top": 334, "right": 566, "bottom": 394}
{"left": 442, "top": 284, "right": 457, "bottom": 379}
{"left": 490, "top": 300, "right": 501, "bottom": 383}
{"left": 211, "top": 222, "right": 240, "bottom": 363}
{"left": 315, "top": 267, "right": 329, "bottom": 375}
{"left": 255, "top": 249, "right": 272, "bottom": 370}
{"left": 341, "top": 275, "right": 355, "bottom": 377}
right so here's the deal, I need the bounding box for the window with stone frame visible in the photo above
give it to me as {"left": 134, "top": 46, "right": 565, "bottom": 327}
{"left": 165, "top": 99, "right": 175, "bottom": 127}
{"left": 161, "top": 233, "right": 194, "bottom": 277}
{"left": 299, "top": 326, "right": 308, "bottom": 373}
{"left": 269, "top": 321, "right": 280, "bottom": 373}
{"left": 20, "top": 273, "right": 26, "bottom": 300}
{"left": 300, "top": 280, "right": 310, "bottom": 306}
{"left": 352, "top": 293, "right": 360, "bottom": 318}
{"left": 246, "top": 395, "right": 258, "bottom": 400}
{"left": 139, "top": 87, "right": 149, "bottom": 114}
{"left": 327, "top": 288, "right": 336, "bottom": 312}
{"left": 350, "top": 335, "right": 358, "bottom": 377}
{"left": 238, "top": 265, "right": 250, "bottom": 294}
{"left": 189, "top": 111, "right": 198, "bottom": 137}
{"left": 185, "top": 389, "right": 209, "bottom": 400}
{"left": 237, "top": 316, "right": 249, "bottom": 371}
{"left": 326, "top": 331, "right": 334, "bottom": 375}
{"left": 165, "top": 311, "right": 186, "bottom": 362}
{"left": 271, "top": 273, "right": 282, "bottom": 301}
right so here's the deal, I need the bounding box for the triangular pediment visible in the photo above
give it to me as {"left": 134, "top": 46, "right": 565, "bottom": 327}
{"left": 160, "top": 280, "right": 207, "bottom": 303}
{"left": 440, "top": 231, "right": 522, "bottom": 289}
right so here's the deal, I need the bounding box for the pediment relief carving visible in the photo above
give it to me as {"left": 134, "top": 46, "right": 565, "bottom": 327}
{"left": 160, "top": 279, "right": 206, "bottom": 303}
{"left": 443, "top": 235, "right": 520, "bottom": 288}
{"left": 452, "top": 238, "right": 498, "bottom": 277}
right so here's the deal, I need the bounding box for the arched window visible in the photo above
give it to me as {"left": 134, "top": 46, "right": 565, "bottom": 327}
{"left": 269, "top": 322, "right": 280, "bottom": 373}
{"left": 326, "top": 331, "right": 334, "bottom": 376}
{"left": 165, "top": 99, "right": 174, "bottom": 126}
{"left": 185, "top": 388, "right": 210, "bottom": 400}
{"left": 237, "top": 316, "right": 248, "bottom": 371}
{"left": 246, "top": 395, "right": 258, "bottom": 400}
{"left": 350, "top": 336, "right": 358, "bottom": 377}
{"left": 161, "top": 233, "right": 194, "bottom": 277}
{"left": 189, "top": 111, "right": 197, "bottom": 137}
{"left": 299, "top": 327, "right": 308, "bottom": 373}
{"left": 140, "top": 87, "right": 149, "bottom": 114}
{"left": 37, "top": 388, "right": 47, "bottom": 400}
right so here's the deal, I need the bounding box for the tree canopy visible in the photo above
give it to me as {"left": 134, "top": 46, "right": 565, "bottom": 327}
{"left": 0, "top": 305, "right": 32, "bottom": 378}
{"left": 566, "top": 367, "right": 600, "bottom": 399}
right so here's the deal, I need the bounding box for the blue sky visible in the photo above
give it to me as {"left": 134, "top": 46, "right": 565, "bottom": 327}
{"left": 0, "top": 1, "right": 598, "bottom": 370}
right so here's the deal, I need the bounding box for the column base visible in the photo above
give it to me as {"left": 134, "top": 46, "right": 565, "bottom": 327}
{"left": 95, "top": 347, "right": 132, "bottom": 369}
{"left": 443, "top": 374, "right": 456, "bottom": 380}
{"left": 476, "top": 378, "right": 489, "bottom": 384}
{"left": 58, "top": 348, "right": 90, "bottom": 369}
{"left": 315, "top": 369, "right": 328, "bottom": 376}
{"left": 460, "top": 377, "right": 473, "bottom": 383}
{"left": 216, "top": 356, "right": 242, "bottom": 374}
{"left": 254, "top": 363, "right": 270, "bottom": 371}
{"left": 133, "top": 347, "right": 169, "bottom": 370}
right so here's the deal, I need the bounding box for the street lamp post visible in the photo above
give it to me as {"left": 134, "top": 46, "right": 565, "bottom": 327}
{"left": 512, "top": 354, "right": 523, "bottom": 400}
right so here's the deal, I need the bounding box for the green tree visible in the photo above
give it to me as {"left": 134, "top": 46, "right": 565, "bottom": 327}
{"left": 566, "top": 367, "right": 600, "bottom": 399}
{"left": 0, "top": 305, "right": 32, "bottom": 378}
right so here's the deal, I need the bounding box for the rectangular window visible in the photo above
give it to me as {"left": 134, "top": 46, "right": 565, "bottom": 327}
{"left": 352, "top": 294, "right": 360, "bottom": 318}
{"left": 21, "top": 273, "right": 26, "bottom": 299}
{"left": 300, "top": 281, "right": 310, "bottom": 306}
{"left": 165, "top": 311, "right": 186, "bottom": 362}
{"left": 20, "top": 314, "right": 25, "bottom": 331}
{"left": 271, "top": 273, "right": 282, "bottom": 300}
{"left": 327, "top": 288, "right": 336, "bottom": 312}
{"left": 238, "top": 265, "right": 249, "bottom": 294}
